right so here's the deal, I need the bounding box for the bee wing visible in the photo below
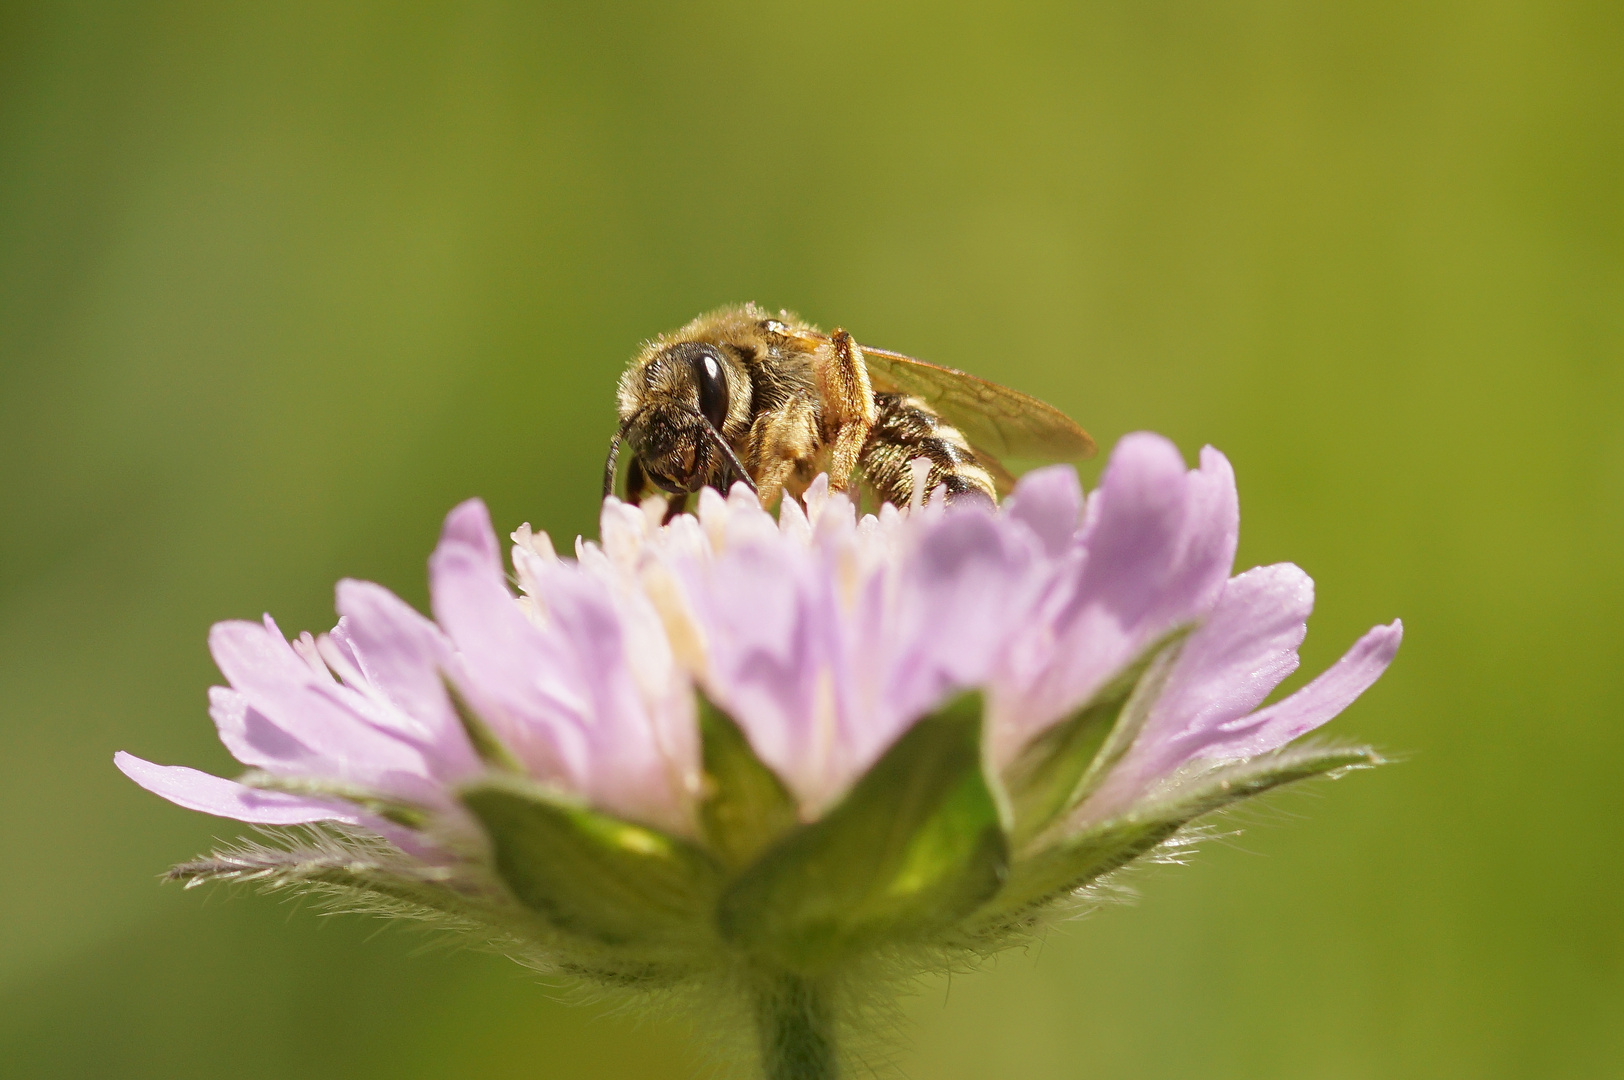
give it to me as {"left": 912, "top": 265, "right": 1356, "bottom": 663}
{"left": 858, "top": 345, "right": 1096, "bottom": 463}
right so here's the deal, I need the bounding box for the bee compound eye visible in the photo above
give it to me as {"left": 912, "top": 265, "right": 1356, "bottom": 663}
{"left": 692, "top": 348, "right": 729, "bottom": 431}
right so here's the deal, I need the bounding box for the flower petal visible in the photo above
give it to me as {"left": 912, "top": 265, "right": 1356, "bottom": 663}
{"left": 995, "top": 435, "right": 1239, "bottom": 740}
{"left": 114, "top": 752, "right": 367, "bottom": 826}
{"left": 1004, "top": 465, "right": 1082, "bottom": 557}
{"left": 209, "top": 685, "right": 313, "bottom": 766}
{"left": 1208, "top": 619, "right": 1403, "bottom": 760}
{"left": 853, "top": 510, "right": 1038, "bottom": 763}
{"left": 687, "top": 537, "right": 838, "bottom": 805}
{"left": 1081, "top": 614, "right": 1401, "bottom": 821}
{"left": 1078, "top": 563, "right": 1314, "bottom": 814}
{"left": 428, "top": 498, "right": 593, "bottom": 786}
{"left": 524, "top": 555, "right": 696, "bottom": 831}
{"left": 430, "top": 499, "right": 693, "bottom": 832}
{"left": 1068, "top": 436, "right": 1236, "bottom": 639}
{"left": 1144, "top": 564, "right": 1314, "bottom": 755}
{"left": 208, "top": 618, "right": 446, "bottom": 803}
{"left": 690, "top": 499, "right": 1041, "bottom": 812}
{"left": 332, "top": 579, "right": 481, "bottom": 777}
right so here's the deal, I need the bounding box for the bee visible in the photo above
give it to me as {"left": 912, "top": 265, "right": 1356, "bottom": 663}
{"left": 603, "top": 303, "right": 1095, "bottom": 513}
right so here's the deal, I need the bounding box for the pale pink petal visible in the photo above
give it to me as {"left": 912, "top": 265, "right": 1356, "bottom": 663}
{"left": 430, "top": 499, "right": 689, "bottom": 831}
{"left": 995, "top": 434, "right": 1239, "bottom": 740}
{"left": 332, "top": 579, "right": 480, "bottom": 778}
{"left": 1004, "top": 465, "right": 1083, "bottom": 557}
{"left": 208, "top": 619, "right": 445, "bottom": 803}
{"left": 691, "top": 500, "right": 1041, "bottom": 810}
{"left": 114, "top": 752, "right": 367, "bottom": 826}
{"left": 777, "top": 492, "right": 813, "bottom": 546}
{"left": 1145, "top": 564, "right": 1314, "bottom": 753}
{"left": 1166, "top": 446, "right": 1241, "bottom": 618}
{"left": 208, "top": 685, "right": 314, "bottom": 768}
{"left": 1080, "top": 564, "right": 1314, "bottom": 815}
{"left": 1066, "top": 437, "right": 1236, "bottom": 640}
{"left": 597, "top": 498, "right": 650, "bottom": 570}
{"left": 723, "top": 481, "right": 781, "bottom": 548}
{"left": 1207, "top": 620, "right": 1403, "bottom": 760}
{"left": 854, "top": 510, "right": 1039, "bottom": 761}
{"left": 801, "top": 473, "right": 833, "bottom": 526}
{"left": 687, "top": 538, "right": 838, "bottom": 803}
{"left": 428, "top": 499, "right": 593, "bottom": 786}
{"left": 520, "top": 555, "right": 692, "bottom": 831}
{"left": 1069, "top": 432, "right": 1204, "bottom": 625}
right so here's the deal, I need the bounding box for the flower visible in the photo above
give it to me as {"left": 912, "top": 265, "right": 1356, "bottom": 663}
{"left": 117, "top": 432, "right": 1401, "bottom": 1079}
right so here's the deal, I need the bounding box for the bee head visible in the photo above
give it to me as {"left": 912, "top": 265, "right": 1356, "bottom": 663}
{"left": 605, "top": 342, "right": 755, "bottom": 500}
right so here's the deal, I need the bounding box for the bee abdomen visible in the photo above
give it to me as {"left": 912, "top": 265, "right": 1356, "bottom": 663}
{"left": 860, "top": 393, "right": 996, "bottom": 507}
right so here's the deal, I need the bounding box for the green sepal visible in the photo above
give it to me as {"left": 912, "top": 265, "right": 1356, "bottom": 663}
{"left": 980, "top": 744, "right": 1381, "bottom": 927}
{"left": 1002, "top": 626, "right": 1192, "bottom": 848}
{"left": 238, "top": 772, "right": 433, "bottom": 830}
{"left": 459, "top": 775, "right": 722, "bottom": 948}
{"left": 697, "top": 693, "right": 801, "bottom": 870}
{"left": 716, "top": 691, "right": 1008, "bottom": 974}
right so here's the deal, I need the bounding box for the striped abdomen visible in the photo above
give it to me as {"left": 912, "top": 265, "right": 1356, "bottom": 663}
{"left": 859, "top": 392, "right": 996, "bottom": 508}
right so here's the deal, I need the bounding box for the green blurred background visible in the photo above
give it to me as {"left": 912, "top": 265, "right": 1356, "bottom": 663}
{"left": 2, "top": 2, "right": 1620, "bottom": 1077}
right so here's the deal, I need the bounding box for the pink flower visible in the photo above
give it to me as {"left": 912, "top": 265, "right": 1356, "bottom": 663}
{"left": 117, "top": 432, "right": 1400, "bottom": 1056}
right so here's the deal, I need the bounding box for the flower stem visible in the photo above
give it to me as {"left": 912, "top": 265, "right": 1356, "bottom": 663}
{"left": 755, "top": 971, "right": 837, "bottom": 1080}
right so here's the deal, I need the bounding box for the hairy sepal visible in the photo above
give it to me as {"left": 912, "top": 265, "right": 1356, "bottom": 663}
{"left": 459, "top": 775, "right": 723, "bottom": 950}
{"left": 716, "top": 691, "right": 1008, "bottom": 975}
{"left": 1002, "top": 626, "right": 1193, "bottom": 847}
{"left": 979, "top": 744, "right": 1381, "bottom": 927}
{"left": 167, "top": 829, "right": 683, "bottom": 986}
{"left": 697, "top": 693, "right": 800, "bottom": 870}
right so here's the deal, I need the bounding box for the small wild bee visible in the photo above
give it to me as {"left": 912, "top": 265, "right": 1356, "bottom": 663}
{"left": 604, "top": 303, "right": 1095, "bottom": 512}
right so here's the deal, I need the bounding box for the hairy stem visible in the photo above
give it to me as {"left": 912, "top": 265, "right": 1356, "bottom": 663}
{"left": 755, "top": 972, "right": 837, "bottom": 1080}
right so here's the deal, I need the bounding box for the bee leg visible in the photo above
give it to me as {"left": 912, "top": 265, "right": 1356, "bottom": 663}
{"left": 744, "top": 399, "right": 819, "bottom": 510}
{"left": 662, "top": 493, "right": 689, "bottom": 523}
{"left": 624, "top": 458, "right": 653, "bottom": 506}
{"left": 752, "top": 459, "right": 797, "bottom": 511}
{"left": 818, "top": 329, "right": 878, "bottom": 494}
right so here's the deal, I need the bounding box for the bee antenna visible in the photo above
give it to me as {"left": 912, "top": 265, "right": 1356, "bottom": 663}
{"left": 603, "top": 417, "right": 635, "bottom": 500}
{"left": 697, "top": 416, "right": 758, "bottom": 495}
